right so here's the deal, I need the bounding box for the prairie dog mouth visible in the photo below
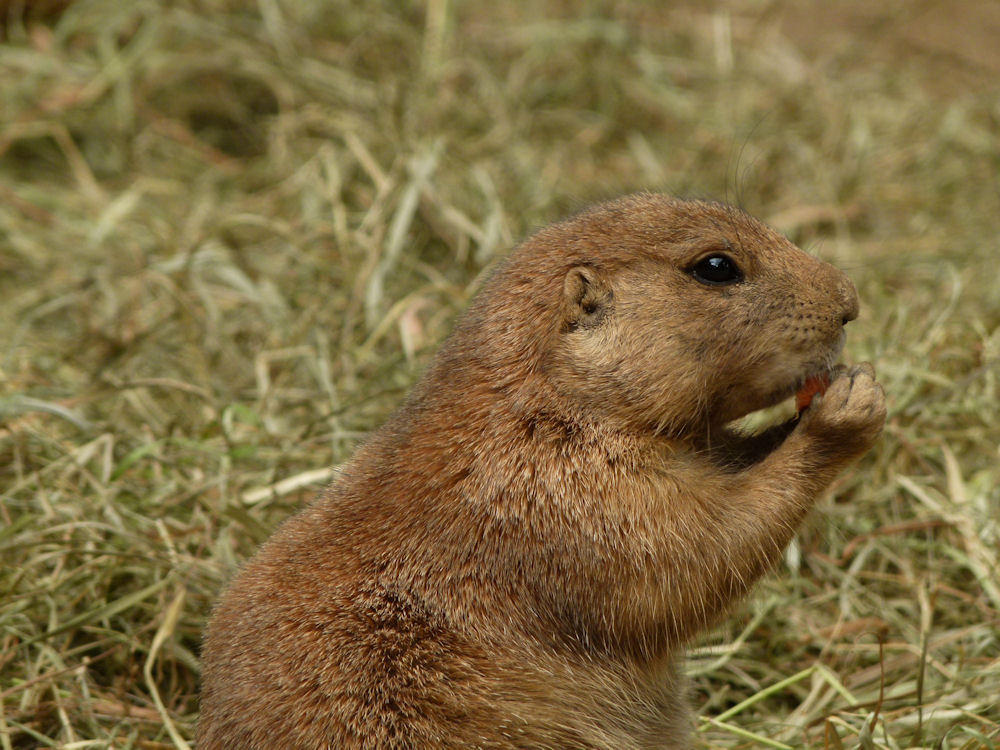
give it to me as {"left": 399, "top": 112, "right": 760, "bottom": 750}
{"left": 795, "top": 371, "right": 832, "bottom": 412}
{"left": 719, "top": 334, "right": 844, "bottom": 428}
{"left": 727, "top": 363, "right": 837, "bottom": 432}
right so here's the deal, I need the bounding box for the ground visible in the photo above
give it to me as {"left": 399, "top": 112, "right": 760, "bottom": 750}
{"left": 1, "top": 0, "right": 998, "bottom": 748}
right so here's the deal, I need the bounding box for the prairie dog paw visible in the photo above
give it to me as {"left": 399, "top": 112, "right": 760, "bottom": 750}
{"left": 799, "top": 363, "right": 886, "bottom": 458}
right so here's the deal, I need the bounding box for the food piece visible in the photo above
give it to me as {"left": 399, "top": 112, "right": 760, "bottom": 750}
{"left": 796, "top": 373, "right": 831, "bottom": 413}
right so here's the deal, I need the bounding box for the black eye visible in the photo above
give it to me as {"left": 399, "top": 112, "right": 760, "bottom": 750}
{"left": 688, "top": 254, "right": 743, "bottom": 286}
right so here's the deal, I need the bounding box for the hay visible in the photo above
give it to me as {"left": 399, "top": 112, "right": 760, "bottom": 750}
{"left": 2, "top": 0, "right": 998, "bottom": 747}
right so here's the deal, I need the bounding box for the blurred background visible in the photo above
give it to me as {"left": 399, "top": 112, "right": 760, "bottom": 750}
{"left": 1, "top": 1, "right": 998, "bottom": 747}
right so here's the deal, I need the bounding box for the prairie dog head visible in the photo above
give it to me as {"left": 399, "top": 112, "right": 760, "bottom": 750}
{"left": 467, "top": 194, "right": 858, "bottom": 438}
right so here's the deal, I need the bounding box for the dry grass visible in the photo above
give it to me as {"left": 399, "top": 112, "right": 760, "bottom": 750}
{"left": 1, "top": 0, "right": 998, "bottom": 747}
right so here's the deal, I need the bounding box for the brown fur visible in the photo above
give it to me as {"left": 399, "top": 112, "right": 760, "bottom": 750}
{"left": 197, "top": 194, "right": 886, "bottom": 749}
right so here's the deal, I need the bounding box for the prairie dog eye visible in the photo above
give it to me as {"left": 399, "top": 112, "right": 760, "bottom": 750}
{"left": 688, "top": 254, "right": 743, "bottom": 286}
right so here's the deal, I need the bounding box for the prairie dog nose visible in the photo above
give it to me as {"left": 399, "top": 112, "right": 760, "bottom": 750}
{"left": 839, "top": 277, "right": 859, "bottom": 325}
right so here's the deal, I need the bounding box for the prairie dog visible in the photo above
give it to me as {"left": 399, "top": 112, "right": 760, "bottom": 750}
{"left": 198, "top": 194, "right": 886, "bottom": 749}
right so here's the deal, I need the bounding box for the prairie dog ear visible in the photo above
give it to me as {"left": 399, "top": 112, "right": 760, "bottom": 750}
{"left": 562, "top": 266, "right": 613, "bottom": 330}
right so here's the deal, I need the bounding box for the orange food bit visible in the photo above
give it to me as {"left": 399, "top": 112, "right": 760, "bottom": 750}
{"left": 796, "top": 373, "right": 830, "bottom": 413}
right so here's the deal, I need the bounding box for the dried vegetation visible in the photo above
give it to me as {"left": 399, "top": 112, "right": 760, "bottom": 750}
{"left": 1, "top": 0, "right": 998, "bottom": 747}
